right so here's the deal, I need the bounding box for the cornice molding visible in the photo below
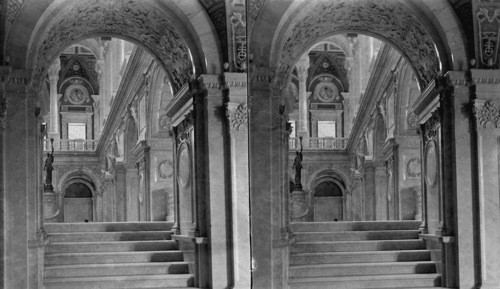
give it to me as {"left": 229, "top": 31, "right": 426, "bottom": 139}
{"left": 470, "top": 69, "right": 500, "bottom": 85}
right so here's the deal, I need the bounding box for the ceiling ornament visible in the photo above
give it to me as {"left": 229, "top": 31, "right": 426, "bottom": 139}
{"left": 33, "top": 0, "right": 193, "bottom": 94}
{"left": 278, "top": 0, "right": 440, "bottom": 89}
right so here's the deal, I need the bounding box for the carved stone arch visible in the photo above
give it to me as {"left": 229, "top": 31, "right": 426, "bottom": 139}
{"left": 251, "top": 0, "right": 467, "bottom": 91}
{"left": 20, "top": 0, "right": 222, "bottom": 96}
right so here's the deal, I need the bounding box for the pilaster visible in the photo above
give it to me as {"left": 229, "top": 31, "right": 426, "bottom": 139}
{"left": 224, "top": 72, "right": 251, "bottom": 289}
{"left": 470, "top": 69, "right": 500, "bottom": 289}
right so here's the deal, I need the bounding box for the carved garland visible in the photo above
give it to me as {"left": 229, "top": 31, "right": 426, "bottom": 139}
{"left": 474, "top": 100, "right": 500, "bottom": 128}
{"left": 278, "top": 0, "right": 439, "bottom": 89}
{"left": 226, "top": 104, "right": 248, "bottom": 131}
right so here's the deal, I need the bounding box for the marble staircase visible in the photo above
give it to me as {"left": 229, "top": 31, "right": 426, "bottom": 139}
{"left": 289, "top": 221, "right": 443, "bottom": 289}
{"left": 43, "top": 222, "right": 194, "bottom": 289}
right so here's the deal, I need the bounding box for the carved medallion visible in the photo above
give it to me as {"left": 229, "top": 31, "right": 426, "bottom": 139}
{"left": 158, "top": 114, "right": 171, "bottom": 131}
{"left": 64, "top": 84, "right": 90, "bottom": 105}
{"left": 425, "top": 141, "right": 437, "bottom": 187}
{"left": 158, "top": 160, "right": 173, "bottom": 179}
{"left": 406, "top": 158, "right": 421, "bottom": 178}
{"left": 313, "top": 82, "right": 339, "bottom": 103}
{"left": 178, "top": 146, "right": 191, "bottom": 188}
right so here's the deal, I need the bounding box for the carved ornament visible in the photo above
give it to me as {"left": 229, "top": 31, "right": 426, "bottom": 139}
{"left": 6, "top": 0, "right": 24, "bottom": 23}
{"left": 34, "top": 0, "right": 193, "bottom": 93}
{"left": 474, "top": 100, "right": 500, "bottom": 128}
{"left": 406, "top": 158, "right": 421, "bottom": 178}
{"left": 226, "top": 103, "right": 248, "bottom": 131}
{"left": 278, "top": 0, "right": 439, "bottom": 88}
{"left": 158, "top": 160, "right": 173, "bottom": 179}
{"left": 158, "top": 114, "right": 171, "bottom": 131}
{"left": 477, "top": 7, "right": 500, "bottom": 67}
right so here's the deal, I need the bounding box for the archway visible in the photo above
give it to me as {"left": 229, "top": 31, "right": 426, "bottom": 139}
{"left": 311, "top": 173, "right": 345, "bottom": 222}
{"left": 60, "top": 172, "right": 97, "bottom": 222}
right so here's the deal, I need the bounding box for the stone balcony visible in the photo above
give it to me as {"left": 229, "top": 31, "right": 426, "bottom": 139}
{"left": 289, "top": 137, "right": 348, "bottom": 150}
{"left": 44, "top": 139, "right": 99, "bottom": 152}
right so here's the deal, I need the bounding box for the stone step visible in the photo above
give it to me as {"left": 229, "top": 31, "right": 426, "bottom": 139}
{"left": 291, "top": 239, "right": 426, "bottom": 253}
{"left": 45, "top": 251, "right": 184, "bottom": 266}
{"left": 43, "top": 274, "right": 194, "bottom": 289}
{"left": 45, "top": 262, "right": 189, "bottom": 278}
{"left": 291, "top": 221, "right": 422, "bottom": 232}
{"left": 289, "top": 261, "right": 437, "bottom": 278}
{"left": 47, "top": 231, "right": 172, "bottom": 242}
{"left": 46, "top": 240, "right": 178, "bottom": 253}
{"left": 288, "top": 273, "right": 441, "bottom": 289}
{"left": 290, "top": 250, "right": 431, "bottom": 265}
{"left": 44, "top": 222, "right": 174, "bottom": 233}
{"left": 294, "top": 230, "right": 420, "bottom": 242}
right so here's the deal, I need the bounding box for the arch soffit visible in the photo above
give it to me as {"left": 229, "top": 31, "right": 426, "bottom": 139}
{"left": 21, "top": 0, "right": 221, "bottom": 95}
{"left": 306, "top": 167, "right": 350, "bottom": 193}
{"left": 57, "top": 169, "right": 100, "bottom": 194}
{"left": 259, "top": 0, "right": 466, "bottom": 90}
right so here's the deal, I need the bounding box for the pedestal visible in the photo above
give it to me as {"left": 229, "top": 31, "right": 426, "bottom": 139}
{"left": 43, "top": 190, "right": 59, "bottom": 220}
{"left": 290, "top": 189, "right": 309, "bottom": 222}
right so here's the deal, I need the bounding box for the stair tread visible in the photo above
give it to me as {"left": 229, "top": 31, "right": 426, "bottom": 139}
{"left": 289, "top": 273, "right": 440, "bottom": 283}
{"left": 44, "top": 274, "right": 194, "bottom": 283}
{"left": 290, "top": 261, "right": 437, "bottom": 269}
{"left": 291, "top": 249, "right": 431, "bottom": 256}
{"left": 294, "top": 230, "right": 419, "bottom": 234}
{"left": 48, "top": 240, "right": 176, "bottom": 245}
{"left": 45, "top": 261, "right": 188, "bottom": 269}
{"left": 294, "top": 239, "right": 423, "bottom": 244}
{"left": 46, "top": 250, "right": 180, "bottom": 257}
{"left": 48, "top": 230, "right": 172, "bottom": 235}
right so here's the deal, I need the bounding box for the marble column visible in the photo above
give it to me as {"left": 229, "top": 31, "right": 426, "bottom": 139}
{"left": 249, "top": 67, "right": 288, "bottom": 288}
{"left": 1, "top": 68, "right": 42, "bottom": 289}
{"left": 47, "top": 59, "right": 61, "bottom": 144}
{"left": 198, "top": 74, "right": 231, "bottom": 288}
{"left": 95, "top": 60, "right": 105, "bottom": 137}
{"left": 225, "top": 73, "right": 251, "bottom": 289}
{"left": 470, "top": 69, "right": 500, "bottom": 289}
{"left": 101, "top": 39, "right": 112, "bottom": 124}
{"left": 296, "top": 56, "right": 310, "bottom": 140}
{"left": 440, "top": 71, "right": 474, "bottom": 288}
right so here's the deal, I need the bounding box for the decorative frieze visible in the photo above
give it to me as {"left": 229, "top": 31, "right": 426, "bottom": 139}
{"left": 226, "top": 103, "right": 248, "bottom": 131}
{"left": 474, "top": 99, "right": 500, "bottom": 128}
{"left": 6, "top": 0, "right": 24, "bottom": 23}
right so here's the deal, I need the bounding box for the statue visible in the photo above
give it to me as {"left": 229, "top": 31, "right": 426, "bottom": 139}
{"left": 44, "top": 138, "right": 54, "bottom": 191}
{"left": 292, "top": 136, "right": 304, "bottom": 189}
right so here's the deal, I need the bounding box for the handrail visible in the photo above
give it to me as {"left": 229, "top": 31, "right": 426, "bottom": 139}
{"left": 43, "top": 139, "right": 99, "bottom": 152}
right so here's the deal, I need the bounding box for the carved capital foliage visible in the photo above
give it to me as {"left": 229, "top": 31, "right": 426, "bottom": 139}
{"left": 474, "top": 100, "right": 500, "bottom": 128}
{"left": 226, "top": 103, "right": 248, "bottom": 131}
{"left": 34, "top": 0, "right": 192, "bottom": 94}
{"left": 279, "top": 0, "right": 439, "bottom": 88}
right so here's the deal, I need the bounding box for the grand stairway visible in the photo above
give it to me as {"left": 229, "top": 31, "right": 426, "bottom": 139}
{"left": 43, "top": 222, "right": 194, "bottom": 289}
{"left": 289, "top": 221, "right": 443, "bottom": 289}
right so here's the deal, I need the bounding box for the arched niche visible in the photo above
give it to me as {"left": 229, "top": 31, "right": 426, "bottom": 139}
{"left": 60, "top": 172, "right": 97, "bottom": 222}
{"left": 310, "top": 171, "right": 346, "bottom": 222}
